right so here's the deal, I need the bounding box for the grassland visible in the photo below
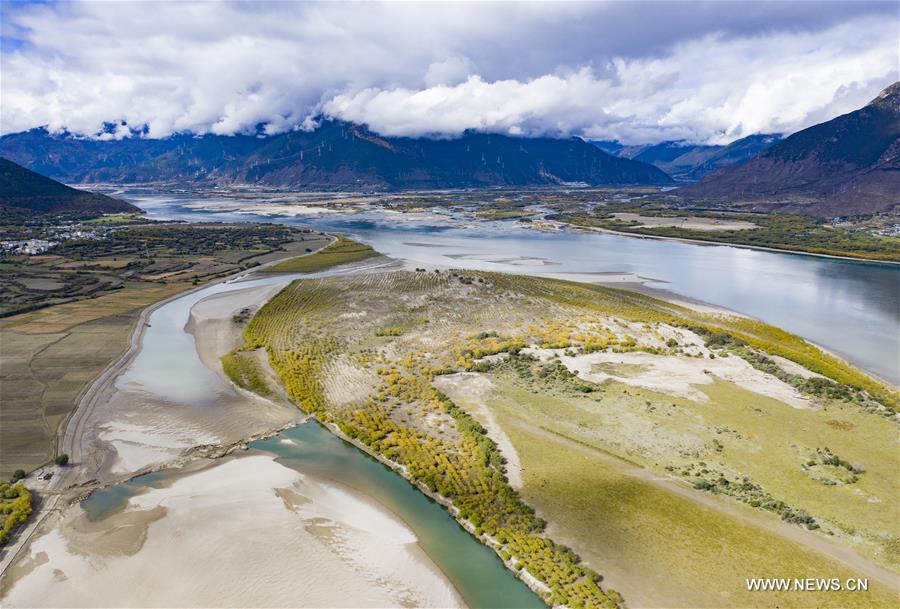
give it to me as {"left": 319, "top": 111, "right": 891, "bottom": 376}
{"left": 502, "top": 420, "right": 898, "bottom": 608}
{"left": 475, "top": 209, "right": 538, "bottom": 220}
{"left": 262, "top": 235, "right": 377, "bottom": 273}
{"left": 81, "top": 213, "right": 146, "bottom": 225}
{"left": 239, "top": 269, "right": 897, "bottom": 608}
{"left": 478, "top": 366, "right": 898, "bottom": 571}
{"left": 0, "top": 224, "right": 330, "bottom": 478}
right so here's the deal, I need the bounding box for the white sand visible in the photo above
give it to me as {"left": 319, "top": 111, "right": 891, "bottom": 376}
{"left": 547, "top": 271, "right": 651, "bottom": 284}
{"left": 98, "top": 419, "right": 218, "bottom": 475}
{"left": 2, "top": 455, "right": 464, "bottom": 608}
{"left": 551, "top": 350, "right": 812, "bottom": 409}
{"left": 612, "top": 213, "right": 758, "bottom": 231}
{"left": 445, "top": 253, "right": 556, "bottom": 267}
{"left": 770, "top": 355, "right": 826, "bottom": 380}
{"left": 188, "top": 282, "right": 289, "bottom": 374}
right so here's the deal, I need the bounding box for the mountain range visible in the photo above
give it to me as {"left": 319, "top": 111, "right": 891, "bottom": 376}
{"left": 590, "top": 134, "right": 781, "bottom": 181}
{"left": 0, "top": 122, "right": 672, "bottom": 189}
{"left": 0, "top": 158, "right": 138, "bottom": 219}
{"left": 609, "top": 134, "right": 782, "bottom": 182}
{"left": 676, "top": 82, "right": 900, "bottom": 215}
{"left": 1, "top": 82, "right": 896, "bottom": 216}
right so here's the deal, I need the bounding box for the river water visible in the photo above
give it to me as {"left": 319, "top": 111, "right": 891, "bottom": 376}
{"left": 129, "top": 191, "right": 899, "bottom": 384}
{"left": 78, "top": 266, "right": 544, "bottom": 609}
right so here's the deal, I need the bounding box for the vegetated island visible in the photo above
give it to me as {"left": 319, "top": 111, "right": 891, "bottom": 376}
{"left": 261, "top": 235, "right": 377, "bottom": 274}
{"left": 553, "top": 203, "right": 900, "bottom": 262}
{"left": 410, "top": 188, "right": 900, "bottom": 262}
{"left": 222, "top": 242, "right": 899, "bottom": 608}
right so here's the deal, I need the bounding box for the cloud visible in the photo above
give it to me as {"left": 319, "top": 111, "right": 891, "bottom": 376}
{"left": 0, "top": 1, "right": 896, "bottom": 144}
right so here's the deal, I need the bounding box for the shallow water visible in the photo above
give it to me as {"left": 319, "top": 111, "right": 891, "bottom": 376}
{"left": 130, "top": 191, "right": 899, "bottom": 384}
{"left": 116, "top": 274, "right": 300, "bottom": 404}
{"left": 116, "top": 265, "right": 388, "bottom": 405}
{"left": 80, "top": 470, "right": 168, "bottom": 521}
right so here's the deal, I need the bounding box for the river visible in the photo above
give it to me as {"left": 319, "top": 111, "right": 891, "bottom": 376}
{"left": 129, "top": 190, "right": 899, "bottom": 384}
{"left": 51, "top": 266, "right": 544, "bottom": 609}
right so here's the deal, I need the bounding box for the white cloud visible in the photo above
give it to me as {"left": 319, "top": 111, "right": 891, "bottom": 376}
{"left": 0, "top": 2, "right": 896, "bottom": 144}
{"left": 325, "top": 19, "right": 897, "bottom": 144}
{"left": 424, "top": 56, "right": 477, "bottom": 87}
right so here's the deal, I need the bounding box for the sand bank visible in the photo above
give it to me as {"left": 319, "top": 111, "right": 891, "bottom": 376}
{"left": 187, "top": 281, "right": 288, "bottom": 376}
{"left": 80, "top": 279, "right": 302, "bottom": 480}
{"left": 524, "top": 345, "right": 812, "bottom": 409}
{"left": 1, "top": 454, "right": 464, "bottom": 608}
{"left": 611, "top": 213, "right": 759, "bottom": 231}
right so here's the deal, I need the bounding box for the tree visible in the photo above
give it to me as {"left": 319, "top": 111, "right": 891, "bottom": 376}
{"left": 55, "top": 454, "right": 69, "bottom": 466}
{"left": 11, "top": 469, "right": 25, "bottom": 481}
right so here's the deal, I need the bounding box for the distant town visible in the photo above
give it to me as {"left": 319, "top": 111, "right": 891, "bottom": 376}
{"left": 1, "top": 223, "right": 114, "bottom": 255}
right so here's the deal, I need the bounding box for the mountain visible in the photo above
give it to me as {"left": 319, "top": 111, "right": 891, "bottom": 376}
{"left": 676, "top": 82, "right": 900, "bottom": 215}
{"left": 587, "top": 140, "right": 624, "bottom": 155}
{"left": 0, "top": 157, "right": 139, "bottom": 217}
{"left": 659, "top": 134, "right": 782, "bottom": 181}
{"left": 0, "top": 122, "right": 673, "bottom": 189}
{"left": 594, "top": 134, "right": 781, "bottom": 182}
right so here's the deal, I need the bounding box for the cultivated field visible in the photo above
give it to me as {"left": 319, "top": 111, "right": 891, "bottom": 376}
{"left": 0, "top": 226, "right": 330, "bottom": 478}
{"left": 237, "top": 269, "right": 898, "bottom": 608}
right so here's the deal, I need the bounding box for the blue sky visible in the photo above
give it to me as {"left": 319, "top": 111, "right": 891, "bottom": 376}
{"left": 1, "top": 1, "right": 897, "bottom": 143}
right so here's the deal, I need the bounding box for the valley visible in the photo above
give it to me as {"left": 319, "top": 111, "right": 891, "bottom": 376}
{"left": 1, "top": 4, "right": 897, "bottom": 609}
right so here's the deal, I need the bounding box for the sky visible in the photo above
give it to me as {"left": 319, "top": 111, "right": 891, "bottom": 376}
{"left": 0, "top": 1, "right": 897, "bottom": 145}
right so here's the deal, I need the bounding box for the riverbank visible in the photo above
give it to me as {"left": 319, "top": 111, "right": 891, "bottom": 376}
{"left": 128, "top": 191, "right": 900, "bottom": 385}
{"left": 3, "top": 231, "right": 896, "bottom": 608}
{"left": 548, "top": 219, "right": 900, "bottom": 265}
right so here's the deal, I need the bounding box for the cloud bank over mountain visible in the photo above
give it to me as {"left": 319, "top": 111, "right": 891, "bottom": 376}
{"left": 1, "top": 1, "right": 896, "bottom": 144}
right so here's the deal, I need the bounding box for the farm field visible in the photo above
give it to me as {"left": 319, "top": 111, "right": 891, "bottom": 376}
{"left": 0, "top": 225, "right": 331, "bottom": 478}
{"left": 236, "top": 269, "right": 898, "bottom": 608}
{"left": 0, "top": 221, "right": 329, "bottom": 317}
